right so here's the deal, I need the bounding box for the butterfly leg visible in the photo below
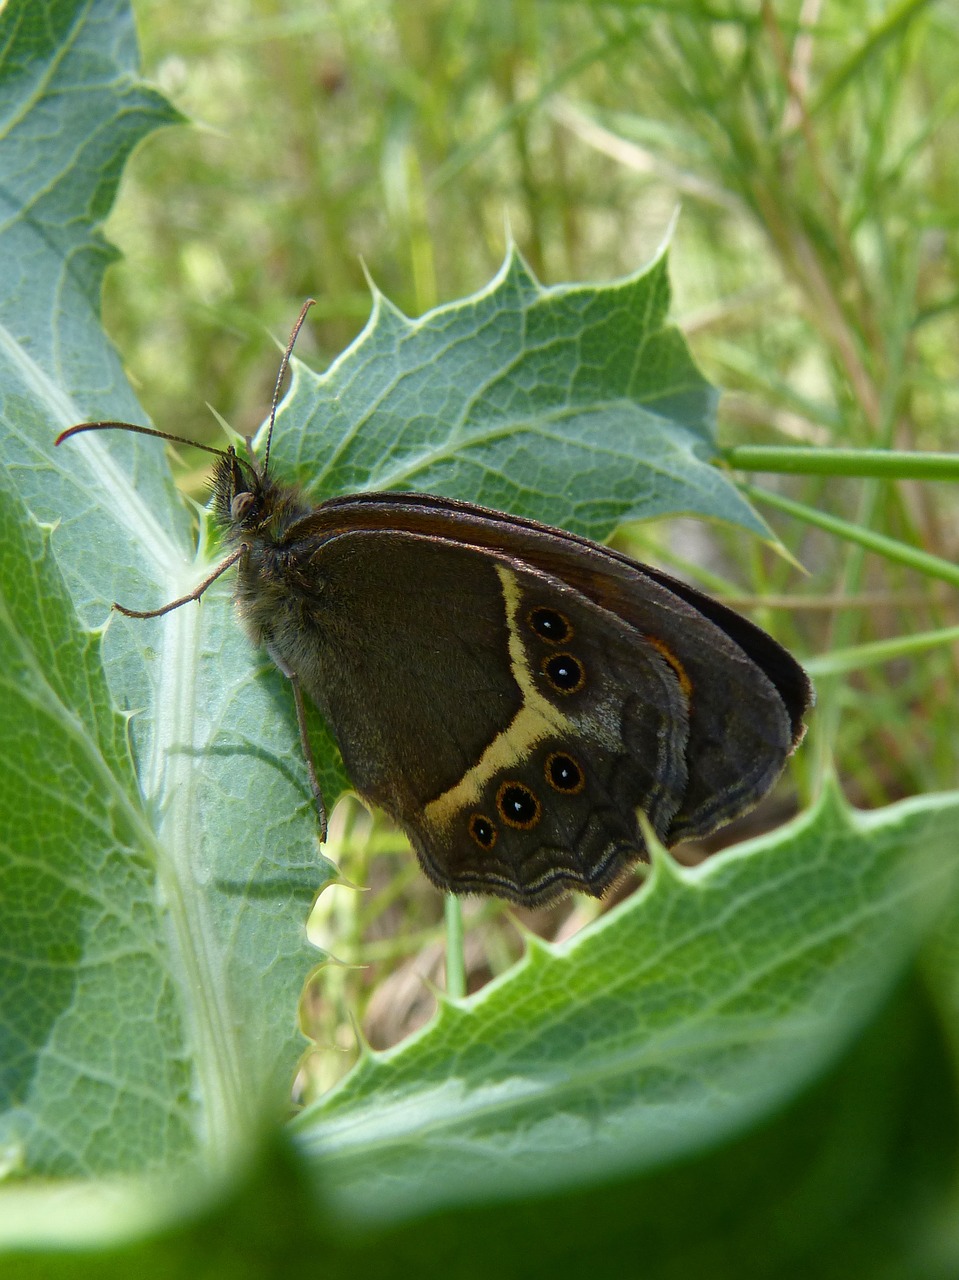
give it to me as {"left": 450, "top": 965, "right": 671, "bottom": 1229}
{"left": 269, "top": 645, "right": 328, "bottom": 841}
{"left": 289, "top": 673, "right": 328, "bottom": 841}
{"left": 112, "top": 545, "right": 246, "bottom": 618}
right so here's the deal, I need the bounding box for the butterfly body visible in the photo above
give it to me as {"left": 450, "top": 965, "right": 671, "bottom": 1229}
{"left": 215, "top": 449, "right": 811, "bottom": 906}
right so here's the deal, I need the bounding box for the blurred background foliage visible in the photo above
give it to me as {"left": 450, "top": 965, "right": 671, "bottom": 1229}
{"left": 101, "top": 0, "right": 959, "bottom": 1073}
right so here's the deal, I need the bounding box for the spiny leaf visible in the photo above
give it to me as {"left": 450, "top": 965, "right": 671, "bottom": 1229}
{"left": 292, "top": 786, "right": 959, "bottom": 1224}
{"left": 275, "top": 247, "right": 771, "bottom": 542}
{"left": 0, "top": 0, "right": 329, "bottom": 1180}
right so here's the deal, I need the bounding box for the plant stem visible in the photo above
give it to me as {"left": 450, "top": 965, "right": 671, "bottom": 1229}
{"left": 444, "top": 895, "right": 466, "bottom": 1000}
{"left": 742, "top": 484, "right": 959, "bottom": 589}
{"left": 724, "top": 446, "right": 959, "bottom": 481}
{"left": 805, "top": 625, "right": 959, "bottom": 678}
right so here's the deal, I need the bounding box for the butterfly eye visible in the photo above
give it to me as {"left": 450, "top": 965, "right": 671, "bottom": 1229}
{"left": 496, "top": 782, "right": 541, "bottom": 829}
{"left": 469, "top": 814, "right": 497, "bottom": 849}
{"left": 545, "top": 752, "right": 585, "bottom": 794}
{"left": 231, "top": 490, "right": 256, "bottom": 521}
{"left": 528, "top": 606, "right": 572, "bottom": 643}
{"left": 542, "top": 652, "right": 585, "bottom": 694}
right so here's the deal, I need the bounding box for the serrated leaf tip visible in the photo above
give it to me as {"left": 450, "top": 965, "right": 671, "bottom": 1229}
{"left": 358, "top": 255, "right": 382, "bottom": 302}
{"left": 655, "top": 206, "right": 682, "bottom": 260}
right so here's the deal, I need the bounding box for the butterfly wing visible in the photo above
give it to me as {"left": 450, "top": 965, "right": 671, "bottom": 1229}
{"left": 245, "top": 526, "right": 693, "bottom": 904}
{"left": 247, "top": 494, "right": 811, "bottom": 905}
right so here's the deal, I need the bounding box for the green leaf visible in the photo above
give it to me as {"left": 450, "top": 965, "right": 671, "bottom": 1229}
{"left": 0, "top": 0, "right": 178, "bottom": 424}
{"left": 292, "top": 787, "right": 959, "bottom": 1226}
{"left": 0, "top": 0, "right": 329, "bottom": 1179}
{"left": 276, "top": 248, "right": 771, "bottom": 542}
{"left": 5, "top": 979, "right": 958, "bottom": 1276}
{"left": 0, "top": 471, "right": 196, "bottom": 1179}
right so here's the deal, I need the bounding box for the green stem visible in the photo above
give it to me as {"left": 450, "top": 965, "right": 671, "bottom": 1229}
{"left": 723, "top": 445, "right": 959, "bottom": 481}
{"left": 742, "top": 484, "right": 959, "bottom": 589}
{"left": 444, "top": 895, "right": 466, "bottom": 1000}
{"left": 805, "top": 625, "right": 959, "bottom": 678}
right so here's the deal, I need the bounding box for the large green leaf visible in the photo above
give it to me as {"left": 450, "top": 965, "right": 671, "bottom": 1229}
{"left": 278, "top": 247, "right": 769, "bottom": 541}
{"left": 0, "top": 468, "right": 195, "bottom": 1179}
{"left": 4, "top": 803, "right": 957, "bottom": 1276}
{"left": 292, "top": 787, "right": 959, "bottom": 1225}
{"left": 0, "top": 0, "right": 329, "bottom": 1179}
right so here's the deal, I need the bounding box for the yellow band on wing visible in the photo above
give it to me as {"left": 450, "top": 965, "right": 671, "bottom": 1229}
{"left": 423, "top": 564, "right": 572, "bottom": 831}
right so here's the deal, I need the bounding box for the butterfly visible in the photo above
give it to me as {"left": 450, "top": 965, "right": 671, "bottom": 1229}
{"left": 57, "top": 304, "right": 812, "bottom": 907}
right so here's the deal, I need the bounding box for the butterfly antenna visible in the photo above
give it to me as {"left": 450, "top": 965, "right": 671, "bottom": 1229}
{"left": 55, "top": 420, "right": 234, "bottom": 457}
{"left": 262, "top": 298, "right": 315, "bottom": 475}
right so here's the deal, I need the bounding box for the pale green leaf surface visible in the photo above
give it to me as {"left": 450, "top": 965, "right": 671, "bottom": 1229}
{"left": 273, "top": 250, "right": 771, "bottom": 542}
{"left": 293, "top": 787, "right": 959, "bottom": 1225}
{"left": 0, "top": 0, "right": 330, "bottom": 1179}
{"left": 0, "top": 470, "right": 194, "bottom": 1177}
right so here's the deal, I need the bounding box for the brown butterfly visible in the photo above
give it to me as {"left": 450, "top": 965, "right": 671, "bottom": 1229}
{"left": 57, "top": 305, "right": 812, "bottom": 907}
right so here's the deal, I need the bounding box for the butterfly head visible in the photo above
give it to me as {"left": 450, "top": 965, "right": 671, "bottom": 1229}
{"left": 211, "top": 446, "right": 263, "bottom": 528}
{"left": 210, "top": 446, "right": 308, "bottom": 544}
